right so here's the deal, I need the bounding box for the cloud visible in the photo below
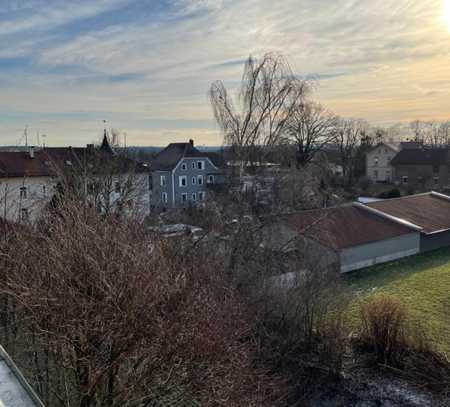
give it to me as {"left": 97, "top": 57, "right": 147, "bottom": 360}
{"left": 0, "top": 0, "right": 449, "bottom": 146}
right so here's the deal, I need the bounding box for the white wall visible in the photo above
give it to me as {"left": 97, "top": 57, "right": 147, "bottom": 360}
{"left": 0, "top": 176, "right": 55, "bottom": 223}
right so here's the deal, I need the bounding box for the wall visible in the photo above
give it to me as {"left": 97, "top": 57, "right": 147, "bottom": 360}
{"left": 173, "top": 157, "right": 222, "bottom": 207}
{"left": 340, "top": 233, "right": 420, "bottom": 272}
{"left": 393, "top": 164, "right": 449, "bottom": 190}
{"left": 0, "top": 176, "right": 55, "bottom": 223}
{"left": 420, "top": 230, "right": 450, "bottom": 252}
{"left": 151, "top": 170, "right": 173, "bottom": 209}
{"left": 366, "top": 145, "right": 396, "bottom": 182}
{"left": 151, "top": 157, "right": 223, "bottom": 209}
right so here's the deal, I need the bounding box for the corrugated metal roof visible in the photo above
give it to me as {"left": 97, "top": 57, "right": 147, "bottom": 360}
{"left": 367, "top": 192, "right": 450, "bottom": 234}
{"left": 282, "top": 204, "right": 416, "bottom": 251}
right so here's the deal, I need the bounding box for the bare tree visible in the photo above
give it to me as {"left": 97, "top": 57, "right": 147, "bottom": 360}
{"left": 210, "top": 53, "right": 309, "bottom": 176}
{"left": 286, "top": 101, "right": 338, "bottom": 167}
{"left": 335, "top": 118, "right": 368, "bottom": 187}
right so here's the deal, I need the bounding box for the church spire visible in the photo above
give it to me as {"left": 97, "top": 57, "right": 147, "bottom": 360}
{"left": 100, "top": 121, "right": 114, "bottom": 153}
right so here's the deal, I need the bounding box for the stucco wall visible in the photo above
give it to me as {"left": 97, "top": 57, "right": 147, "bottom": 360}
{"left": 340, "top": 233, "right": 420, "bottom": 273}
{"left": 0, "top": 176, "right": 55, "bottom": 223}
{"left": 366, "top": 145, "right": 396, "bottom": 182}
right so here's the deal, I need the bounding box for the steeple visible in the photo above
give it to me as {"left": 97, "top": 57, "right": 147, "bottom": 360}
{"left": 100, "top": 124, "right": 114, "bottom": 154}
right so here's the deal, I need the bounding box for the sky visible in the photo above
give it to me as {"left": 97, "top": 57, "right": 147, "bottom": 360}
{"left": 0, "top": 0, "right": 450, "bottom": 147}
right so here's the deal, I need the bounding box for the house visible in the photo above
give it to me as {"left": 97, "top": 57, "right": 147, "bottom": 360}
{"left": 265, "top": 203, "right": 420, "bottom": 273}
{"left": 0, "top": 136, "right": 151, "bottom": 223}
{"left": 366, "top": 142, "right": 399, "bottom": 182}
{"left": 0, "top": 345, "right": 45, "bottom": 406}
{"left": 365, "top": 192, "right": 450, "bottom": 252}
{"left": 390, "top": 147, "right": 449, "bottom": 190}
{"left": 150, "top": 140, "right": 225, "bottom": 210}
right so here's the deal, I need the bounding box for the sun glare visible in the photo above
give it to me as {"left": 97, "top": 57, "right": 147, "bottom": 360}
{"left": 444, "top": 0, "right": 450, "bottom": 31}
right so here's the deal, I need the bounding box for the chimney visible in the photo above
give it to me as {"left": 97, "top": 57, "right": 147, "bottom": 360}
{"left": 189, "top": 139, "right": 194, "bottom": 147}
{"left": 29, "top": 146, "right": 35, "bottom": 159}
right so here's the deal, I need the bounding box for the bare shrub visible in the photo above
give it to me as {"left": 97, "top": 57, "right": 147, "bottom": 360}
{"left": 0, "top": 199, "right": 283, "bottom": 406}
{"left": 360, "top": 295, "right": 409, "bottom": 364}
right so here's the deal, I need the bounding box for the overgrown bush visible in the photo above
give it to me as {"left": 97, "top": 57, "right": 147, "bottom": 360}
{"left": 0, "top": 200, "right": 284, "bottom": 407}
{"left": 359, "top": 295, "right": 409, "bottom": 365}
{"left": 359, "top": 295, "right": 450, "bottom": 393}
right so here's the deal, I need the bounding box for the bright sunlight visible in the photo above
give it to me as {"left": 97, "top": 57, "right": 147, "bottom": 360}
{"left": 444, "top": 0, "right": 450, "bottom": 31}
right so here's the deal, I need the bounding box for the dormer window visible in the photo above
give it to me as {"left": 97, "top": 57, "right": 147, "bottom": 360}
{"left": 181, "top": 162, "right": 187, "bottom": 170}
{"left": 197, "top": 161, "right": 205, "bottom": 170}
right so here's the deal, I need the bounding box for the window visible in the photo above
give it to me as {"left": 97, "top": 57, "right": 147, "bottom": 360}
{"left": 207, "top": 175, "right": 214, "bottom": 184}
{"left": 162, "top": 192, "right": 168, "bottom": 203}
{"left": 42, "top": 185, "right": 47, "bottom": 197}
{"left": 198, "top": 192, "right": 205, "bottom": 201}
{"left": 148, "top": 175, "right": 153, "bottom": 190}
{"left": 197, "top": 161, "right": 205, "bottom": 170}
{"left": 197, "top": 175, "right": 204, "bottom": 185}
{"left": 192, "top": 192, "right": 197, "bottom": 201}
{"left": 434, "top": 177, "right": 439, "bottom": 186}
{"left": 181, "top": 162, "right": 187, "bottom": 170}
{"left": 374, "top": 157, "right": 379, "bottom": 166}
{"left": 19, "top": 186, "right": 27, "bottom": 199}
{"left": 20, "top": 208, "right": 29, "bottom": 222}
{"left": 160, "top": 175, "right": 166, "bottom": 187}
{"left": 181, "top": 193, "right": 188, "bottom": 202}
{"left": 192, "top": 176, "right": 197, "bottom": 185}
{"left": 179, "top": 175, "right": 187, "bottom": 187}
{"left": 402, "top": 176, "right": 408, "bottom": 185}
{"left": 192, "top": 162, "right": 196, "bottom": 169}
{"left": 114, "top": 181, "right": 121, "bottom": 194}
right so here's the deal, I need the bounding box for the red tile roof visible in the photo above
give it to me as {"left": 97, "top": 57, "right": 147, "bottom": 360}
{"left": 283, "top": 204, "right": 416, "bottom": 251}
{"left": 367, "top": 193, "right": 450, "bottom": 234}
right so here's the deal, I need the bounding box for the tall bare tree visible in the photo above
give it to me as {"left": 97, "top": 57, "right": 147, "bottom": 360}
{"left": 210, "top": 53, "right": 309, "bottom": 176}
{"left": 335, "top": 118, "right": 368, "bottom": 187}
{"left": 286, "top": 101, "right": 338, "bottom": 167}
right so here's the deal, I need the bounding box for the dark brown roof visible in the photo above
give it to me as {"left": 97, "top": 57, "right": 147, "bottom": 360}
{"left": 391, "top": 148, "right": 449, "bottom": 166}
{"left": 367, "top": 193, "right": 450, "bottom": 234}
{"left": 283, "top": 204, "right": 416, "bottom": 251}
{"left": 151, "top": 142, "right": 224, "bottom": 171}
{"left": 0, "top": 147, "right": 148, "bottom": 178}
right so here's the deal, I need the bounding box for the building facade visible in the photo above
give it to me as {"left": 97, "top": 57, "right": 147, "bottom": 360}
{"left": 366, "top": 142, "right": 398, "bottom": 182}
{"left": 0, "top": 138, "right": 151, "bottom": 223}
{"left": 390, "top": 147, "right": 450, "bottom": 190}
{"left": 150, "top": 140, "right": 225, "bottom": 210}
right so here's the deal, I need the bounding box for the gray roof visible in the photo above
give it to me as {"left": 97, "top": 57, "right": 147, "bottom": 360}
{"left": 151, "top": 143, "right": 224, "bottom": 171}
{"left": 0, "top": 345, "right": 45, "bottom": 406}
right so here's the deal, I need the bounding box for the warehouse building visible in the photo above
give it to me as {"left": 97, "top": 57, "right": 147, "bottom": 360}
{"left": 365, "top": 192, "right": 450, "bottom": 253}
{"left": 280, "top": 203, "right": 421, "bottom": 273}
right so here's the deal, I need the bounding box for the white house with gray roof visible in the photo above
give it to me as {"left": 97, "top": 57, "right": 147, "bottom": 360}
{"left": 150, "top": 140, "right": 225, "bottom": 210}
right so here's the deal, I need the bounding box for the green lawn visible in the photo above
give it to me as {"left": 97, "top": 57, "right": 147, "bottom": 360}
{"left": 346, "top": 248, "right": 450, "bottom": 354}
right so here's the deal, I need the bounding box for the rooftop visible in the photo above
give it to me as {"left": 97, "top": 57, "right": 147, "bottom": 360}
{"left": 366, "top": 192, "right": 450, "bottom": 234}
{"left": 151, "top": 141, "right": 224, "bottom": 171}
{"left": 391, "top": 147, "right": 449, "bottom": 166}
{"left": 282, "top": 204, "right": 416, "bottom": 251}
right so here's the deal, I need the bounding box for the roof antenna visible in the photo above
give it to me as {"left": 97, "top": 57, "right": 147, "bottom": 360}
{"left": 24, "top": 125, "right": 28, "bottom": 147}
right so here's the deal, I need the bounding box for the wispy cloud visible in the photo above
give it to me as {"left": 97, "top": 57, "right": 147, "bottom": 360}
{"left": 0, "top": 0, "right": 449, "bottom": 145}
